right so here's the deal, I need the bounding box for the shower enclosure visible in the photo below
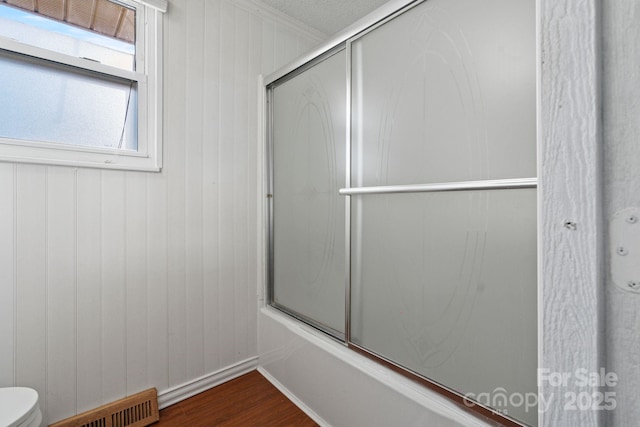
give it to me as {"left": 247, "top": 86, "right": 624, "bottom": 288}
{"left": 265, "top": 0, "right": 537, "bottom": 425}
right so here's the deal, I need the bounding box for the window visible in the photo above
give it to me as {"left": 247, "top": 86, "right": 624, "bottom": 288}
{"left": 0, "top": 0, "right": 166, "bottom": 171}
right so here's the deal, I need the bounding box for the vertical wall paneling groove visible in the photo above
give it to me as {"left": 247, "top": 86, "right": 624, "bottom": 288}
{"left": 166, "top": 0, "right": 188, "bottom": 388}
{"left": 146, "top": 171, "right": 169, "bottom": 392}
{"left": 274, "top": 28, "right": 288, "bottom": 76}
{"left": 261, "top": 20, "right": 276, "bottom": 78}
{"left": 1, "top": 0, "right": 322, "bottom": 423}
{"left": 246, "top": 11, "right": 263, "bottom": 357}
{"left": 47, "top": 167, "right": 77, "bottom": 422}
{"left": 202, "top": 0, "right": 222, "bottom": 374}
{"left": 101, "top": 171, "right": 127, "bottom": 403}
{"left": 76, "top": 169, "right": 103, "bottom": 413}
{"left": 145, "top": 2, "right": 170, "bottom": 393}
{"left": 125, "top": 171, "right": 149, "bottom": 394}
{"left": 218, "top": 0, "right": 237, "bottom": 367}
{"left": 13, "top": 165, "right": 16, "bottom": 389}
{"left": 44, "top": 169, "right": 48, "bottom": 420}
{"left": 234, "top": 7, "right": 251, "bottom": 361}
{"left": 15, "top": 164, "right": 48, "bottom": 416}
{"left": 286, "top": 27, "right": 300, "bottom": 63}
{"left": 185, "top": 0, "right": 206, "bottom": 380}
{"left": 258, "top": 17, "right": 275, "bottom": 360}
{"left": 0, "top": 164, "right": 15, "bottom": 387}
{"left": 73, "top": 170, "right": 78, "bottom": 414}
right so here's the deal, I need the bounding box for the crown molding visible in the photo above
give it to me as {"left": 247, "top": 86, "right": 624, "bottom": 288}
{"left": 232, "top": 0, "right": 327, "bottom": 43}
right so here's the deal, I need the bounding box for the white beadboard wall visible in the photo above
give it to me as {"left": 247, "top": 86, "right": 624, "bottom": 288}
{"left": 0, "top": 0, "right": 322, "bottom": 424}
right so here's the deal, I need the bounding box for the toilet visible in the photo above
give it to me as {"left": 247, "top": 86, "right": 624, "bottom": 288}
{"left": 0, "top": 387, "right": 42, "bottom": 427}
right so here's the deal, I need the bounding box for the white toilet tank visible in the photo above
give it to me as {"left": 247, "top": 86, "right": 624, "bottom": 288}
{"left": 0, "top": 387, "right": 42, "bottom": 427}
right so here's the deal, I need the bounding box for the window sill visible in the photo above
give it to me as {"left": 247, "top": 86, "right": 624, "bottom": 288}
{"left": 0, "top": 138, "right": 161, "bottom": 172}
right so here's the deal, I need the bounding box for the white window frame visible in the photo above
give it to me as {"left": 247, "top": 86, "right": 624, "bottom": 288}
{"left": 0, "top": 0, "right": 166, "bottom": 172}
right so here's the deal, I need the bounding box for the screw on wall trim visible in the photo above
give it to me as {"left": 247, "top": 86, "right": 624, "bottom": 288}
{"left": 617, "top": 247, "right": 629, "bottom": 256}
{"left": 628, "top": 281, "right": 640, "bottom": 290}
{"left": 627, "top": 215, "right": 638, "bottom": 224}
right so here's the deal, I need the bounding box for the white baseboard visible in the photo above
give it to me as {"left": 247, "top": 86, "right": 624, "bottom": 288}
{"left": 157, "top": 357, "right": 259, "bottom": 409}
{"left": 257, "top": 366, "right": 330, "bottom": 427}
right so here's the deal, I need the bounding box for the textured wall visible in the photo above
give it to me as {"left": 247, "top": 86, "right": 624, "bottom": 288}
{"left": 0, "top": 0, "right": 320, "bottom": 424}
{"left": 539, "top": 0, "right": 603, "bottom": 425}
{"left": 603, "top": 1, "right": 640, "bottom": 426}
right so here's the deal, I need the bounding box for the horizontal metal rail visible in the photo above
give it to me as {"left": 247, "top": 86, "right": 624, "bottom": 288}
{"left": 339, "top": 177, "right": 537, "bottom": 195}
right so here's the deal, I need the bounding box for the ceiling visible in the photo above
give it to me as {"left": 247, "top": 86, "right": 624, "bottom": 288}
{"left": 259, "top": 0, "right": 390, "bottom": 36}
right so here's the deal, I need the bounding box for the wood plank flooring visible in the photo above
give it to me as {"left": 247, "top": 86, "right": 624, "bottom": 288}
{"left": 156, "top": 370, "right": 318, "bottom": 426}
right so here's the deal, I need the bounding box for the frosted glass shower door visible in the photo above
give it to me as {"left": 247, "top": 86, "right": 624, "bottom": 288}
{"left": 270, "top": 49, "right": 346, "bottom": 337}
{"left": 349, "top": 0, "right": 537, "bottom": 425}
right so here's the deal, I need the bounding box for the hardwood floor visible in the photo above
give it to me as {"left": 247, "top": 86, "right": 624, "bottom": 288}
{"left": 156, "top": 370, "right": 318, "bottom": 426}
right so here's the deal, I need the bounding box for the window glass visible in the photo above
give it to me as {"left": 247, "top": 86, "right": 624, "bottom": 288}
{"left": 270, "top": 49, "right": 347, "bottom": 337}
{"left": 348, "top": 0, "right": 537, "bottom": 425}
{"left": 0, "top": 53, "right": 137, "bottom": 150}
{"left": 350, "top": 189, "right": 537, "bottom": 426}
{"left": 0, "top": 2, "right": 135, "bottom": 71}
{"left": 351, "top": 0, "right": 536, "bottom": 187}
